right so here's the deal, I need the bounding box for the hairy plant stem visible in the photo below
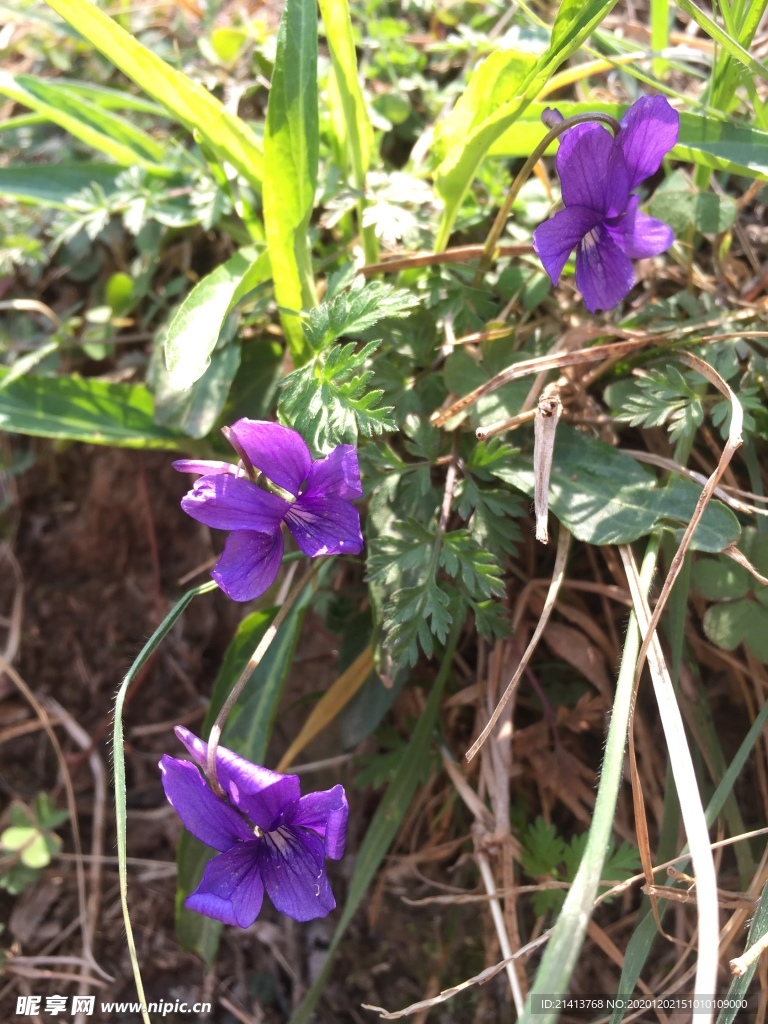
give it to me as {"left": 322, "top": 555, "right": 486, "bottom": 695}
{"left": 205, "top": 560, "right": 320, "bottom": 795}
{"left": 473, "top": 112, "right": 621, "bottom": 287}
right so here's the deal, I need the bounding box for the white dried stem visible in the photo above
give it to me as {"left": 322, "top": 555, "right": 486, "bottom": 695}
{"left": 534, "top": 382, "right": 562, "bottom": 544}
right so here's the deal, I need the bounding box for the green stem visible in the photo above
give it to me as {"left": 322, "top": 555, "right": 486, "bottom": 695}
{"left": 522, "top": 535, "right": 660, "bottom": 1024}
{"left": 114, "top": 580, "right": 218, "bottom": 1024}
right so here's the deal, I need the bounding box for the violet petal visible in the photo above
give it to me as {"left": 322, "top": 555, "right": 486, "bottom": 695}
{"left": 211, "top": 528, "right": 285, "bottom": 603}
{"left": 301, "top": 446, "right": 364, "bottom": 500}
{"left": 574, "top": 224, "right": 635, "bottom": 312}
{"left": 285, "top": 495, "right": 364, "bottom": 557}
{"left": 185, "top": 842, "right": 264, "bottom": 927}
{"left": 258, "top": 827, "right": 336, "bottom": 921}
{"left": 285, "top": 785, "right": 348, "bottom": 860}
{"left": 174, "top": 727, "right": 302, "bottom": 832}
{"left": 159, "top": 755, "right": 253, "bottom": 851}
{"left": 173, "top": 460, "right": 235, "bottom": 476}
{"left": 532, "top": 205, "right": 603, "bottom": 286}
{"left": 606, "top": 195, "right": 674, "bottom": 259}
{"left": 227, "top": 419, "right": 312, "bottom": 497}
{"left": 556, "top": 123, "right": 629, "bottom": 216}
{"left": 181, "top": 474, "right": 290, "bottom": 533}
{"left": 618, "top": 95, "right": 680, "bottom": 192}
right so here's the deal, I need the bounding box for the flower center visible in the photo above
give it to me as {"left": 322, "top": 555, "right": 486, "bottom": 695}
{"left": 583, "top": 229, "right": 600, "bottom": 249}
{"left": 265, "top": 826, "right": 292, "bottom": 853}
{"left": 263, "top": 479, "right": 297, "bottom": 503}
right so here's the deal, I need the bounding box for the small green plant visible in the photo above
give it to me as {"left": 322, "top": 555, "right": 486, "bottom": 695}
{"left": 0, "top": 793, "right": 69, "bottom": 895}
{"left": 692, "top": 528, "right": 768, "bottom": 662}
{"left": 521, "top": 817, "right": 639, "bottom": 916}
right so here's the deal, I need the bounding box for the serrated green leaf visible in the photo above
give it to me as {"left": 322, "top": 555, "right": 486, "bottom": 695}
{"left": 440, "top": 530, "right": 505, "bottom": 598}
{"left": 521, "top": 818, "right": 567, "bottom": 877}
{"left": 279, "top": 340, "right": 395, "bottom": 450}
{"left": 302, "top": 278, "right": 419, "bottom": 352}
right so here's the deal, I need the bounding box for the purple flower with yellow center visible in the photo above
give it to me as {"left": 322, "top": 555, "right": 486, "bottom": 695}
{"left": 159, "top": 726, "right": 348, "bottom": 925}
{"left": 533, "top": 95, "right": 680, "bottom": 312}
{"left": 174, "top": 419, "right": 364, "bottom": 602}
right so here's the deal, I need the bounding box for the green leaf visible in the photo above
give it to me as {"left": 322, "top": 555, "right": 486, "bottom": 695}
{"left": 154, "top": 342, "right": 242, "bottom": 440}
{"left": 0, "top": 370, "right": 183, "bottom": 449}
{"left": 0, "top": 864, "right": 40, "bottom": 895}
{"left": 263, "top": 0, "right": 319, "bottom": 362}
{"left": 278, "top": 340, "right": 396, "bottom": 451}
{"left": 301, "top": 276, "right": 419, "bottom": 352}
{"left": 210, "top": 27, "right": 248, "bottom": 64}
{"left": 106, "top": 272, "right": 135, "bottom": 316}
{"left": 674, "top": 112, "right": 768, "bottom": 181}
{"left": 691, "top": 559, "right": 750, "bottom": 601}
{"left": 521, "top": 817, "right": 567, "bottom": 876}
{"left": 716, "top": 879, "right": 768, "bottom": 1024}
{"left": 434, "top": 49, "right": 538, "bottom": 164}
{"left": 164, "top": 248, "right": 270, "bottom": 390}
{"left": 176, "top": 593, "right": 311, "bottom": 965}
{"left": 703, "top": 600, "right": 768, "bottom": 661}
{"left": 675, "top": 0, "right": 768, "bottom": 86}
{"left": 0, "top": 71, "right": 167, "bottom": 170}
{"left": 440, "top": 530, "right": 505, "bottom": 598}
{"left": 318, "top": 0, "right": 377, "bottom": 262}
{"left": 493, "top": 424, "right": 739, "bottom": 550}
{"left": 221, "top": 337, "right": 284, "bottom": 425}
{"left": 648, "top": 172, "right": 738, "bottom": 235}
{"left": 612, "top": 363, "right": 706, "bottom": 443}
{"left": 444, "top": 349, "right": 531, "bottom": 426}
{"left": 0, "top": 163, "right": 121, "bottom": 208}
{"left": 43, "top": 0, "right": 264, "bottom": 190}
{"left": 489, "top": 105, "right": 768, "bottom": 182}
{"left": 434, "top": 0, "right": 621, "bottom": 248}
{"left": 39, "top": 78, "right": 167, "bottom": 116}
{"left": 289, "top": 624, "right": 461, "bottom": 1024}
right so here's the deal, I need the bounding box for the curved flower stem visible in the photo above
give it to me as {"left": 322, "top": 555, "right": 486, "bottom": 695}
{"left": 472, "top": 112, "right": 621, "bottom": 287}
{"left": 206, "top": 560, "right": 321, "bottom": 796}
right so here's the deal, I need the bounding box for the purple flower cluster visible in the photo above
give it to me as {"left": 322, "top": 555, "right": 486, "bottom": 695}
{"left": 533, "top": 95, "right": 680, "bottom": 312}
{"left": 160, "top": 727, "right": 348, "bottom": 925}
{"left": 175, "top": 420, "right": 364, "bottom": 601}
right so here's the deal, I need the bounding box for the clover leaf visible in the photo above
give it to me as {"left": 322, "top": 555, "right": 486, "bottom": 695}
{"left": 692, "top": 528, "right": 768, "bottom": 662}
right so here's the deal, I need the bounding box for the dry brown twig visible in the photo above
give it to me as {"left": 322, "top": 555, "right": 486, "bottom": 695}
{"left": 465, "top": 527, "right": 571, "bottom": 762}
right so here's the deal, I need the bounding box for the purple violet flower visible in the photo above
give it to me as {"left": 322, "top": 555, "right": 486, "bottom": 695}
{"left": 532, "top": 95, "right": 680, "bottom": 312}
{"left": 174, "top": 419, "right": 364, "bottom": 602}
{"left": 160, "top": 726, "right": 348, "bottom": 925}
